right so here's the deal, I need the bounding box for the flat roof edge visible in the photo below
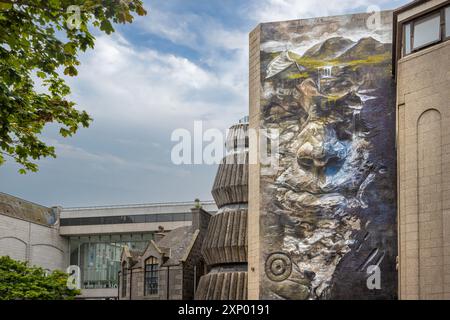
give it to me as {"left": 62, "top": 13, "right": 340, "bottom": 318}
{"left": 62, "top": 200, "right": 216, "bottom": 211}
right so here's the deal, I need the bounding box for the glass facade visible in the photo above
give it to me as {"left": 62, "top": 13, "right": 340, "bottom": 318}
{"left": 61, "top": 212, "right": 192, "bottom": 226}
{"left": 69, "top": 233, "right": 153, "bottom": 289}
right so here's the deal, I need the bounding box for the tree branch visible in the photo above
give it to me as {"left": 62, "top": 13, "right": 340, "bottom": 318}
{"left": 0, "top": 0, "right": 66, "bottom": 13}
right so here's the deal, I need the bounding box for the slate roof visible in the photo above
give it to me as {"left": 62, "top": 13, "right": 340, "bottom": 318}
{"left": 157, "top": 226, "right": 198, "bottom": 266}
{"left": 124, "top": 225, "right": 199, "bottom": 268}
{"left": 129, "top": 249, "right": 143, "bottom": 264}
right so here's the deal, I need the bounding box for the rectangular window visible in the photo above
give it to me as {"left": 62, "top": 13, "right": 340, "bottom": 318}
{"left": 404, "top": 23, "right": 411, "bottom": 55}
{"left": 145, "top": 214, "right": 157, "bottom": 223}
{"left": 412, "top": 13, "right": 441, "bottom": 50}
{"left": 142, "top": 233, "right": 154, "bottom": 241}
{"left": 121, "top": 266, "right": 127, "bottom": 297}
{"left": 172, "top": 213, "right": 187, "bottom": 221}
{"left": 130, "top": 215, "right": 145, "bottom": 223}
{"left": 446, "top": 6, "right": 450, "bottom": 38}
{"left": 144, "top": 257, "right": 159, "bottom": 295}
{"left": 156, "top": 213, "right": 173, "bottom": 222}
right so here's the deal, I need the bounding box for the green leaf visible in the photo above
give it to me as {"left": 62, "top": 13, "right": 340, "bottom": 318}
{"left": 136, "top": 5, "right": 147, "bottom": 16}
{"left": 63, "top": 42, "right": 76, "bottom": 55}
{"left": 0, "top": 256, "right": 80, "bottom": 300}
{"left": 100, "top": 19, "right": 114, "bottom": 34}
{"left": 0, "top": 3, "right": 13, "bottom": 10}
{"left": 63, "top": 66, "right": 78, "bottom": 76}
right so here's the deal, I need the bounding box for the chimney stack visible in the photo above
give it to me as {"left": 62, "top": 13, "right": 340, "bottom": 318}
{"left": 154, "top": 225, "right": 165, "bottom": 242}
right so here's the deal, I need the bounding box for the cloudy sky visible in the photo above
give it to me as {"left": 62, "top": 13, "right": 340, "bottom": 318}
{"left": 0, "top": 0, "right": 410, "bottom": 207}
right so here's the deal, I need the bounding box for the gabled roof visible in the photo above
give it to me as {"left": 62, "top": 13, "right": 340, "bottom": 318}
{"left": 121, "top": 246, "right": 145, "bottom": 267}
{"left": 156, "top": 226, "right": 199, "bottom": 266}
{"left": 121, "top": 225, "right": 201, "bottom": 268}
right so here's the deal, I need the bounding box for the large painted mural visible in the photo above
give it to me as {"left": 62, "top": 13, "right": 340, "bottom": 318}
{"left": 258, "top": 12, "right": 397, "bottom": 299}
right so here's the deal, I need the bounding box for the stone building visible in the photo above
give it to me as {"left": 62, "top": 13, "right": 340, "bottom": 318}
{"left": 118, "top": 206, "right": 211, "bottom": 300}
{"left": 393, "top": 0, "right": 450, "bottom": 299}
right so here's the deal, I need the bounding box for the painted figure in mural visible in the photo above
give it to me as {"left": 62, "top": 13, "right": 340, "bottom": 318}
{"left": 260, "top": 24, "right": 397, "bottom": 299}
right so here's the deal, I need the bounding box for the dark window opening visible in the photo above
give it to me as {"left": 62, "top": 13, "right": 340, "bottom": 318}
{"left": 121, "top": 263, "right": 127, "bottom": 298}
{"left": 144, "top": 257, "right": 159, "bottom": 296}
{"left": 60, "top": 212, "right": 191, "bottom": 226}
{"left": 446, "top": 7, "right": 450, "bottom": 37}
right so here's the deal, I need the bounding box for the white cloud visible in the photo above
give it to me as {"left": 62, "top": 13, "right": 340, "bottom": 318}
{"left": 249, "top": 0, "right": 394, "bottom": 23}
{"left": 68, "top": 33, "right": 247, "bottom": 131}
{"left": 138, "top": 7, "right": 248, "bottom": 53}
{"left": 44, "top": 138, "right": 126, "bottom": 165}
{"left": 137, "top": 8, "right": 199, "bottom": 47}
{"left": 44, "top": 138, "right": 190, "bottom": 177}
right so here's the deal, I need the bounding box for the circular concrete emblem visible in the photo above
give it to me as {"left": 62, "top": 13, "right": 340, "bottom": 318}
{"left": 265, "top": 252, "right": 292, "bottom": 282}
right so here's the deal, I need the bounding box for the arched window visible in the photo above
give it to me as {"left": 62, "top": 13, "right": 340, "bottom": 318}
{"left": 144, "top": 256, "right": 159, "bottom": 295}
{"left": 121, "top": 262, "right": 127, "bottom": 298}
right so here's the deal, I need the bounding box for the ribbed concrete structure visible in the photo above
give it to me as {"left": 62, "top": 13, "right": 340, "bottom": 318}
{"left": 195, "top": 267, "right": 248, "bottom": 300}
{"left": 211, "top": 154, "right": 248, "bottom": 207}
{"left": 202, "top": 208, "right": 248, "bottom": 265}
{"left": 195, "top": 122, "right": 249, "bottom": 300}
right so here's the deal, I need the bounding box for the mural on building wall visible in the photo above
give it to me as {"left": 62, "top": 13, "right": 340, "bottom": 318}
{"left": 259, "top": 12, "right": 397, "bottom": 299}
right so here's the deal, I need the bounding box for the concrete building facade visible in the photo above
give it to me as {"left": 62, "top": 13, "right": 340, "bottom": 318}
{"left": 0, "top": 192, "right": 68, "bottom": 271}
{"left": 394, "top": 0, "right": 450, "bottom": 300}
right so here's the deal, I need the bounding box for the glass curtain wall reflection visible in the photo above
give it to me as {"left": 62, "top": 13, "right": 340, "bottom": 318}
{"left": 69, "top": 233, "right": 153, "bottom": 289}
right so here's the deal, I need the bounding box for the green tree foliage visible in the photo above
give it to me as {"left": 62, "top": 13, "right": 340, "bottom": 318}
{"left": 0, "top": 0, "right": 147, "bottom": 173}
{"left": 0, "top": 256, "right": 80, "bottom": 300}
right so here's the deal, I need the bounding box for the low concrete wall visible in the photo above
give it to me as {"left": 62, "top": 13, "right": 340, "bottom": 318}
{"left": 0, "top": 213, "right": 68, "bottom": 271}
{"left": 80, "top": 288, "right": 118, "bottom": 300}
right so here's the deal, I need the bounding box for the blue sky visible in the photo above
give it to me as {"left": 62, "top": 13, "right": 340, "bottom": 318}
{"left": 0, "top": 0, "right": 411, "bottom": 207}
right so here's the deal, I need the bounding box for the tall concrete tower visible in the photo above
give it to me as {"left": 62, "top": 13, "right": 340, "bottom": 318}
{"left": 394, "top": 0, "right": 450, "bottom": 299}
{"left": 195, "top": 120, "right": 248, "bottom": 299}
